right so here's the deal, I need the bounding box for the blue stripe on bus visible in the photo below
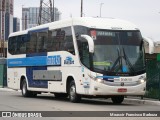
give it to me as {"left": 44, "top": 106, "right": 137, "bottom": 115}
{"left": 96, "top": 76, "right": 119, "bottom": 79}
{"left": 7, "top": 55, "right": 61, "bottom": 67}
{"left": 96, "top": 76, "right": 120, "bottom": 82}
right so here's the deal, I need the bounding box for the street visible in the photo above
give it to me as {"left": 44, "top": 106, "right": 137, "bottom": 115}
{"left": 1, "top": 90, "right": 160, "bottom": 111}
{"left": 0, "top": 89, "right": 160, "bottom": 120}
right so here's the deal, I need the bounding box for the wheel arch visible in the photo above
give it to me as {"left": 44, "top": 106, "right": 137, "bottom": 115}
{"left": 20, "top": 75, "right": 27, "bottom": 90}
{"left": 66, "top": 76, "right": 75, "bottom": 93}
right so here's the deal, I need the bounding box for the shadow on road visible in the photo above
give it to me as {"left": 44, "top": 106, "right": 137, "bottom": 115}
{"left": 14, "top": 93, "right": 136, "bottom": 106}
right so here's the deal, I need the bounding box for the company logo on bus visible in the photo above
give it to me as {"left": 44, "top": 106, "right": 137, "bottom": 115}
{"left": 64, "top": 56, "right": 74, "bottom": 65}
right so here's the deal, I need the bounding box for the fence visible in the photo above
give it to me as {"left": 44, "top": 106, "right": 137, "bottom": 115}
{"left": 0, "top": 58, "right": 7, "bottom": 88}
{"left": 145, "top": 59, "right": 160, "bottom": 100}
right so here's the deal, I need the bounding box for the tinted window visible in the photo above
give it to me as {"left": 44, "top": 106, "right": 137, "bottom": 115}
{"left": 8, "top": 37, "right": 17, "bottom": 54}
{"left": 8, "top": 27, "right": 74, "bottom": 55}
{"left": 8, "top": 35, "right": 28, "bottom": 55}
{"left": 37, "top": 31, "right": 48, "bottom": 52}
{"left": 27, "top": 32, "right": 37, "bottom": 53}
{"left": 48, "top": 27, "right": 75, "bottom": 54}
{"left": 74, "top": 26, "right": 90, "bottom": 68}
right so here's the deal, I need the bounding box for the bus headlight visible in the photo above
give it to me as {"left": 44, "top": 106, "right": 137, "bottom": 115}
{"left": 88, "top": 74, "right": 104, "bottom": 83}
{"left": 140, "top": 79, "right": 145, "bottom": 83}
{"left": 97, "top": 78, "right": 103, "bottom": 83}
{"left": 138, "top": 76, "right": 146, "bottom": 84}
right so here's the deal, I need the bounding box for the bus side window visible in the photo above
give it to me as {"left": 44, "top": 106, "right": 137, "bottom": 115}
{"left": 62, "top": 27, "right": 75, "bottom": 55}
{"left": 37, "top": 31, "right": 48, "bottom": 52}
{"left": 55, "top": 29, "right": 63, "bottom": 51}
{"left": 47, "top": 31, "right": 53, "bottom": 51}
{"left": 16, "top": 36, "right": 21, "bottom": 54}
{"left": 27, "top": 32, "right": 37, "bottom": 53}
{"left": 74, "top": 26, "right": 90, "bottom": 67}
{"left": 8, "top": 37, "right": 16, "bottom": 55}
{"left": 19, "top": 35, "right": 28, "bottom": 54}
{"left": 47, "top": 30, "right": 60, "bottom": 51}
{"left": 78, "top": 41, "right": 90, "bottom": 68}
{"left": 48, "top": 27, "right": 75, "bottom": 55}
{"left": 8, "top": 35, "right": 28, "bottom": 55}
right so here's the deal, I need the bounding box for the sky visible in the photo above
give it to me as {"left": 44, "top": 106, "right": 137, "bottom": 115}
{"left": 14, "top": 0, "right": 160, "bottom": 42}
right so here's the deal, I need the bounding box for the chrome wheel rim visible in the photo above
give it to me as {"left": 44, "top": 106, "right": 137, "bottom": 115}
{"left": 70, "top": 85, "right": 76, "bottom": 100}
{"left": 22, "top": 82, "right": 26, "bottom": 95}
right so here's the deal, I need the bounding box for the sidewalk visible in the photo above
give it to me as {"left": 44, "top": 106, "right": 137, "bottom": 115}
{"left": 0, "top": 87, "right": 17, "bottom": 92}
{"left": 0, "top": 87, "right": 160, "bottom": 105}
{"left": 124, "top": 97, "right": 160, "bottom": 106}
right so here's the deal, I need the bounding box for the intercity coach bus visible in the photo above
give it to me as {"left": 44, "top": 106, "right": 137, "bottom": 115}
{"left": 8, "top": 17, "right": 149, "bottom": 104}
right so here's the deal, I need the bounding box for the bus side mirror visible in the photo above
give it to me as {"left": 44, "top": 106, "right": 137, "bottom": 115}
{"left": 140, "top": 40, "right": 143, "bottom": 51}
{"left": 143, "top": 37, "right": 154, "bottom": 54}
{"left": 81, "top": 35, "right": 94, "bottom": 53}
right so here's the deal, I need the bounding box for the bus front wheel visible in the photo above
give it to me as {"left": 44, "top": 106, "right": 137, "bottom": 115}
{"left": 69, "top": 81, "right": 81, "bottom": 103}
{"left": 111, "top": 95, "right": 124, "bottom": 104}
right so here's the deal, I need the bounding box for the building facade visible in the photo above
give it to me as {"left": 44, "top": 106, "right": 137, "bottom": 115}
{"left": 0, "top": 0, "right": 13, "bottom": 57}
{"left": 13, "top": 17, "right": 20, "bottom": 32}
{"left": 22, "top": 7, "right": 61, "bottom": 30}
{"left": 0, "top": 0, "right": 13, "bottom": 41}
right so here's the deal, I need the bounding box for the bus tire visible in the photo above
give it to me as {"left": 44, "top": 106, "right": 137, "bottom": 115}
{"left": 69, "top": 81, "right": 81, "bottom": 103}
{"left": 111, "top": 95, "right": 124, "bottom": 104}
{"left": 21, "top": 79, "right": 37, "bottom": 97}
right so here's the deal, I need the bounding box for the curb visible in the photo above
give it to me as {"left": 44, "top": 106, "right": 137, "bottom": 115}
{"left": 124, "top": 98, "right": 160, "bottom": 106}
{"left": 0, "top": 87, "right": 17, "bottom": 92}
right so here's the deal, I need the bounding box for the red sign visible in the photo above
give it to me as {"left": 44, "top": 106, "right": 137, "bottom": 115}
{"left": 90, "top": 30, "right": 97, "bottom": 40}
{"left": 117, "top": 88, "right": 127, "bottom": 92}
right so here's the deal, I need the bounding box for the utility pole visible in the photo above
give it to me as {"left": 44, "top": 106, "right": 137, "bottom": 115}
{"left": 80, "top": 0, "right": 83, "bottom": 17}
{"left": 52, "top": 0, "right": 54, "bottom": 22}
{"left": 100, "top": 3, "right": 104, "bottom": 17}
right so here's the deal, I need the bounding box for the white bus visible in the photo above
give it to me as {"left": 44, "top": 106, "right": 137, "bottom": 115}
{"left": 8, "top": 17, "right": 147, "bottom": 104}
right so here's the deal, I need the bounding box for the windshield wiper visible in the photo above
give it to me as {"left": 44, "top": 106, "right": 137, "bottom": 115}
{"left": 110, "top": 47, "right": 135, "bottom": 73}
{"left": 110, "top": 48, "right": 122, "bottom": 72}
{"left": 122, "top": 47, "right": 135, "bottom": 72}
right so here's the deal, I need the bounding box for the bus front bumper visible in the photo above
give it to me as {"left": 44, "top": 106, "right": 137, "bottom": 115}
{"left": 90, "top": 81, "right": 146, "bottom": 96}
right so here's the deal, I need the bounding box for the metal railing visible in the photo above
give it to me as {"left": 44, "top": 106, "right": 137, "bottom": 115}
{"left": 145, "top": 60, "right": 160, "bottom": 100}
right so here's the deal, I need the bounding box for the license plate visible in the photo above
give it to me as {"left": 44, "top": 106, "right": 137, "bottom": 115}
{"left": 118, "top": 88, "right": 127, "bottom": 92}
{"left": 120, "top": 78, "right": 132, "bottom": 82}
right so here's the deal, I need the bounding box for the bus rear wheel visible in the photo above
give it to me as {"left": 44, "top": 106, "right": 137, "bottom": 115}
{"left": 69, "top": 81, "right": 81, "bottom": 103}
{"left": 111, "top": 96, "right": 124, "bottom": 104}
{"left": 21, "top": 79, "right": 37, "bottom": 97}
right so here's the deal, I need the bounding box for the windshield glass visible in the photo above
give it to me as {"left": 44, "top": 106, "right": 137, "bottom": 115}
{"left": 91, "top": 30, "right": 145, "bottom": 75}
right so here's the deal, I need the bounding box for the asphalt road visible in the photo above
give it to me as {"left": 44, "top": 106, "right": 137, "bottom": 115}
{"left": 0, "top": 90, "right": 160, "bottom": 120}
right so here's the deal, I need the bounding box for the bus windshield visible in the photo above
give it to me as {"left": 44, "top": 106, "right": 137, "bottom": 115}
{"left": 90, "top": 30, "right": 145, "bottom": 75}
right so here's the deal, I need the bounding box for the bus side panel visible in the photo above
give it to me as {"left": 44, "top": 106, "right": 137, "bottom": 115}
{"left": 26, "top": 53, "right": 48, "bottom": 89}
{"left": 7, "top": 67, "right": 26, "bottom": 90}
{"left": 7, "top": 68, "right": 16, "bottom": 89}
{"left": 48, "top": 67, "right": 86, "bottom": 94}
{"left": 26, "top": 66, "right": 48, "bottom": 88}
{"left": 59, "top": 66, "right": 91, "bottom": 95}
{"left": 7, "top": 54, "right": 27, "bottom": 90}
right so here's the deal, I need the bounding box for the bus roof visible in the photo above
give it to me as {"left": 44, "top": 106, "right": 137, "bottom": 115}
{"left": 9, "top": 17, "right": 139, "bottom": 37}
